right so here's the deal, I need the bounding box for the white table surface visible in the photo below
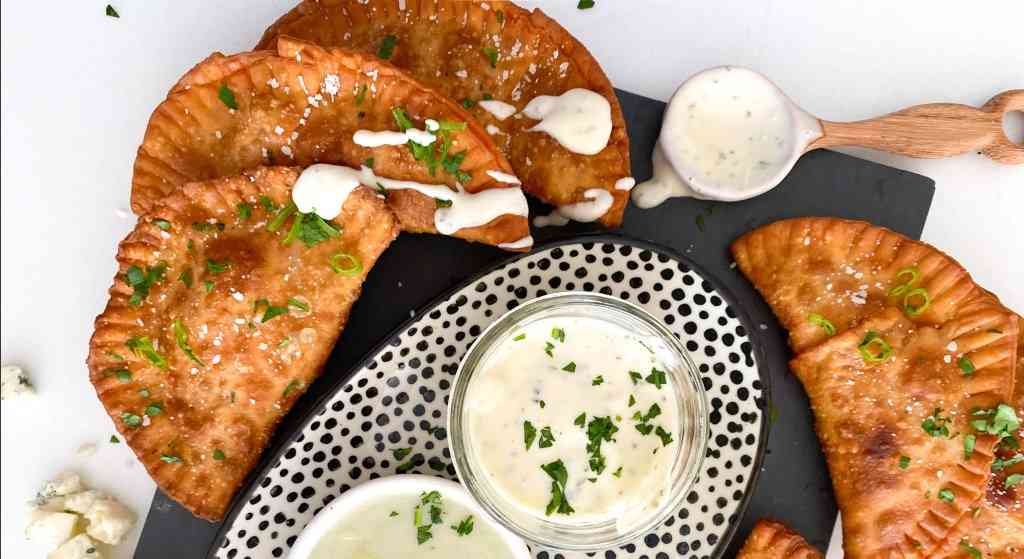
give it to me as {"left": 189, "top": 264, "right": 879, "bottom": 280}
{"left": 2, "top": 1, "right": 1021, "bottom": 557}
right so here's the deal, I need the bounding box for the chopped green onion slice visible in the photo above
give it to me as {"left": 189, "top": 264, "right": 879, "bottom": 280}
{"left": 329, "top": 253, "right": 363, "bottom": 276}
{"left": 267, "top": 201, "right": 297, "bottom": 232}
{"left": 958, "top": 355, "right": 976, "bottom": 376}
{"left": 218, "top": 84, "right": 238, "bottom": 110}
{"left": 173, "top": 319, "right": 205, "bottom": 366}
{"left": 903, "top": 287, "right": 931, "bottom": 317}
{"left": 808, "top": 313, "right": 836, "bottom": 336}
{"left": 481, "top": 47, "right": 499, "bottom": 68}
{"left": 377, "top": 34, "right": 398, "bottom": 59}
{"left": 857, "top": 330, "right": 893, "bottom": 362}
{"left": 889, "top": 266, "right": 921, "bottom": 296}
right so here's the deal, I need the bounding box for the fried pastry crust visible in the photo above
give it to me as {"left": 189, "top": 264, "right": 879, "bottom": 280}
{"left": 736, "top": 519, "right": 823, "bottom": 559}
{"left": 89, "top": 167, "right": 399, "bottom": 520}
{"left": 132, "top": 37, "right": 529, "bottom": 248}
{"left": 789, "top": 303, "right": 1018, "bottom": 558}
{"left": 731, "top": 217, "right": 987, "bottom": 352}
{"left": 256, "top": 0, "right": 632, "bottom": 226}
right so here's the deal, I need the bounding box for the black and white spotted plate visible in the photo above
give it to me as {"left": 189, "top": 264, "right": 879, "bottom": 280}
{"left": 211, "top": 237, "right": 769, "bottom": 559}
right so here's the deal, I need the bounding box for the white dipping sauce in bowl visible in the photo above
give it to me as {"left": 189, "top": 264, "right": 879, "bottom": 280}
{"left": 633, "top": 66, "right": 822, "bottom": 205}
{"left": 449, "top": 292, "right": 707, "bottom": 551}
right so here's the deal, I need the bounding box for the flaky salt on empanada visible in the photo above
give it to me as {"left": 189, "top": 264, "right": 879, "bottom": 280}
{"left": 736, "top": 519, "right": 823, "bottom": 559}
{"left": 132, "top": 37, "right": 530, "bottom": 249}
{"left": 731, "top": 218, "right": 986, "bottom": 352}
{"left": 789, "top": 300, "right": 1018, "bottom": 558}
{"left": 89, "top": 167, "right": 399, "bottom": 520}
{"left": 256, "top": 0, "right": 632, "bottom": 226}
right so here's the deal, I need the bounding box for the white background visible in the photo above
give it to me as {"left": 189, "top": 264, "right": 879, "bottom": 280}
{"left": 2, "top": 1, "right": 1021, "bottom": 557}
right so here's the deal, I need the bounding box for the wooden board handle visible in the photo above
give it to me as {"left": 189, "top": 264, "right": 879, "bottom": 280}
{"left": 807, "top": 89, "right": 1023, "bottom": 164}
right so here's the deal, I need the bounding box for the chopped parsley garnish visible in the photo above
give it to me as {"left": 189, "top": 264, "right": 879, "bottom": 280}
{"left": 612, "top": 466, "right": 623, "bottom": 478}
{"left": 628, "top": 394, "right": 636, "bottom": 407}
{"left": 389, "top": 510, "right": 399, "bottom": 517}
{"left": 970, "top": 404, "right": 1021, "bottom": 444}
{"left": 355, "top": 84, "right": 368, "bottom": 106}
{"left": 957, "top": 356, "right": 976, "bottom": 376}
{"left": 562, "top": 361, "right": 577, "bottom": 373}
{"left": 513, "top": 333, "right": 526, "bottom": 341}
{"left": 544, "top": 342, "right": 555, "bottom": 357}
{"left": 255, "top": 298, "right": 289, "bottom": 322}
{"left": 1006, "top": 473, "right": 1024, "bottom": 489}
{"left": 629, "top": 371, "right": 643, "bottom": 384}
{"left": 655, "top": 425, "right": 674, "bottom": 446}
{"left": 992, "top": 454, "right": 1024, "bottom": 472}
{"left": 172, "top": 319, "right": 204, "bottom": 366}
{"left": 283, "top": 211, "right": 341, "bottom": 248}
{"left": 578, "top": 0, "right": 596, "bottom": 9}
{"left": 858, "top": 330, "right": 893, "bottom": 362}
{"left": 287, "top": 297, "right": 310, "bottom": 313}
{"left": 329, "top": 252, "right": 363, "bottom": 276}
{"left": 236, "top": 202, "right": 253, "bottom": 220}
{"left": 451, "top": 515, "right": 474, "bottom": 536}
{"left": 481, "top": 46, "right": 499, "bottom": 68}
{"left": 153, "top": 219, "right": 171, "bottom": 230}
{"left": 633, "top": 403, "right": 662, "bottom": 436}
{"left": 523, "top": 420, "right": 537, "bottom": 450}
{"left": 392, "top": 447, "right": 412, "bottom": 461}
{"left": 377, "top": 34, "right": 398, "bottom": 60}
{"left": 125, "top": 262, "right": 167, "bottom": 306}
{"left": 808, "top": 313, "right": 836, "bottom": 336}
{"left": 592, "top": 375, "right": 604, "bottom": 386}
{"left": 922, "top": 408, "right": 952, "bottom": 438}
{"left": 160, "top": 454, "right": 183, "bottom": 464}
{"left": 539, "top": 426, "right": 556, "bottom": 448}
{"left": 645, "top": 368, "right": 667, "bottom": 389}
{"left": 963, "top": 434, "right": 976, "bottom": 459}
{"left": 574, "top": 412, "right": 586, "bottom": 427}
{"left": 364, "top": 156, "right": 375, "bottom": 169}
{"left": 416, "top": 525, "right": 432, "bottom": 545}
{"left": 192, "top": 221, "right": 225, "bottom": 233}
{"left": 178, "top": 268, "right": 193, "bottom": 288}
{"left": 126, "top": 336, "right": 167, "bottom": 369}
{"left": 434, "top": 198, "right": 453, "bottom": 208}
{"left": 282, "top": 379, "right": 302, "bottom": 397}
{"left": 958, "top": 541, "right": 982, "bottom": 559}
{"left": 110, "top": 435, "right": 120, "bottom": 443}
{"left": 144, "top": 402, "right": 163, "bottom": 416}
{"left": 695, "top": 213, "right": 706, "bottom": 232}
{"left": 937, "top": 488, "right": 955, "bottom": 503}
{"left": 541, "top": 460, "right": 574, "bottom": 516}
{"left": 258, "top": 195, "right": 276, "bottom": 213}
{"left": 218, "top": 84, "right": 238, "bottom": 110}
{"left": 460, "top": 98, "right": 476, "bottom": 109}
{"left": 396, "top": 459, "right": 417, "bottom": 474}
{"left": 585, "top": 416, "right": 618, "bottom": 475}
{"left": 551, "top": 327, "right": 565, "bottom": 343}
{"left": 898, "top": 455, "right": 911, "bottom": 469}
{"left": 203, "top": 280, "right": 215, "bottom": 293}
{"left": 121, "top": 412, "right": 142, "bottom": 428}
{"left": 105, "top": 4, "right": 119, "bottom": 18}
{"left": 205, "top": 258, "right": 230, "bottom": 274}
{"left": 538, "top": 400, "right": 546, "bottom": 408}
{"left": 104, "top": 367, "right": 131, "bottom": 382}
{"left": 213, "top": 449, "right": 226, "bottom": 461}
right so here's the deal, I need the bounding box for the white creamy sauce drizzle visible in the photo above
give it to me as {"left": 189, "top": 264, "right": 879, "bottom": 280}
{"left": 466, "top": 316, "right": 679, "bottom": 522}
{"left": 292, "top": 164, "right": 529, "bottom": 235}
{"left": 634, "top": 66, "right": 822, "bottom": 205}
{"left": 353, "top": 128, "right": 436, "bottom": 148}
{"left": 497, "top": 236, "right": 534, "bottom": 250}
{"left": 486, "top": 170, "right": 522, "bottom": 185}
{"left": 308, "top": 492, "right": 515, "bottom": 559}
{"left": 478, "top": 100, "right": 518, "bottom": 121}
{"left": 555, "top": 188, "right": 613, "bottom": 222}
{"left": 522, "top": 88, "right": 612, "bottom": 155}
{"left": 532, "top": 211, "right": 570, "bottom": 228}
{"left": 614, "top": 177, "right": 636, "bottom": 191}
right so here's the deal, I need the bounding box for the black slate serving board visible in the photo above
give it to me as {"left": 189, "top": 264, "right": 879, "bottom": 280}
{"left": 135, "top": 89, "right": 935, "bottom": 558}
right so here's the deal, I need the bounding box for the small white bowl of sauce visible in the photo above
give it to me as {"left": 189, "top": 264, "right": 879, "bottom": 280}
{"left": 448, "top": 292, "right": 708, "bottom": 551}
{"left": 288, "top": 475, "right": 530, "bottom": 559}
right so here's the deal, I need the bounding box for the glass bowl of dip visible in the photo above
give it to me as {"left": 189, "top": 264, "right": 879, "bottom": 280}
{"left": 289, "top": 475, "right": 530, "bottom": 559}
{"left": 448, "top": 291, "right": 708, "bottom": 551}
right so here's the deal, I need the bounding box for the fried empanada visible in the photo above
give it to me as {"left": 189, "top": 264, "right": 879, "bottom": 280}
{"left": 88, "top": 167, "right": 399, "bottom": 520}
{"left": 736, "top": 519, "right": 823, "bottom": 559}
{"left": 256, "top": 0, "right": 632, "bottom": 226}
{"left": 731, "top": 217, "right": 986, "bottom": 352}
{"left": 132, "top": 37, "right": 530, "bottom": 249}
{"left": 789, "top": 302, "right": 1018, "bottom": 558}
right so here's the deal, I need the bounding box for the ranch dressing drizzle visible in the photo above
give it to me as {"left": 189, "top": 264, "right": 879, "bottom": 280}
{"left": 478, "top": 100, "right": 518, "bottom": 121}
{"left": 291, "top": 164, "right": 529, "bottom": 235}
{"left": 498, "top": 236, "right": 534, "bottom": 250}
{"left": 486, "top": 170, "right": 522, "bottom": 185}
{"left": 633, "top": 66, "right": 822, "bottom": 205}
{"left": 532, "top": 211, "right": 570, "bottom": 228}
{"left": 353, "top": 127, "right": 436, "bottom": 148}
{"left": 522, "top": 89, "right": 612, "bottom": 155}
{"left": 532, "top": 188, "right": 614, "bottom": 228}
{"left": 467, "top": 316, "right": 679, "bottom": 522}
{"left": 614, "top": 177, "right": 636, "bottom": 191}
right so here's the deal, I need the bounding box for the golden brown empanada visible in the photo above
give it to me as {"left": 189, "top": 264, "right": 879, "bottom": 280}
{"left": 132, "top": 37, "right": 530, "bottom": 249}
{"left": 736, "top": 519, "right": 823, "bottom": 559}
{"left": 789, "top": 301, "right": 1018, "bottom": 558}
{"left": 256, "top": 0, "right": 632, "bottom": 226}
{"left": 88, "top": 167, "right": 399, "bottom": 520}
{"left": 731, "top": 217, "right": 985, "bottom": 352}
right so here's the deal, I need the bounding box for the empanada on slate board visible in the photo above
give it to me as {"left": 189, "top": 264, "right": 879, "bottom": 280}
{"left": 132, "top": 37, "right": 529, "bottom": 249}
{"left": 789, "top": 303, "right": 1018, "bottom": 558}
{"left": 731, "top": 217, "right": 986, "bottom": 352}
{"left": 736, "top": 519, "right": 823, "bottom": 559}
{"left": 256, "top": 0, "right": 632, "bottom": 226}
{"left": 89, "top": 167, "right": 399, "bottom": 520}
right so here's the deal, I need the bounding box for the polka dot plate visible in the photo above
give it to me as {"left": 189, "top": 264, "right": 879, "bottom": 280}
{"left": 211, "top": 237, "right": 769, "bottom": 559}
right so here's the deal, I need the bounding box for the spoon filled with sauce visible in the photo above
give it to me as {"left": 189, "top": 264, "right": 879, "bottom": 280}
{"left": 633, "top": 66, "right": 1023, "bottom": 207}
